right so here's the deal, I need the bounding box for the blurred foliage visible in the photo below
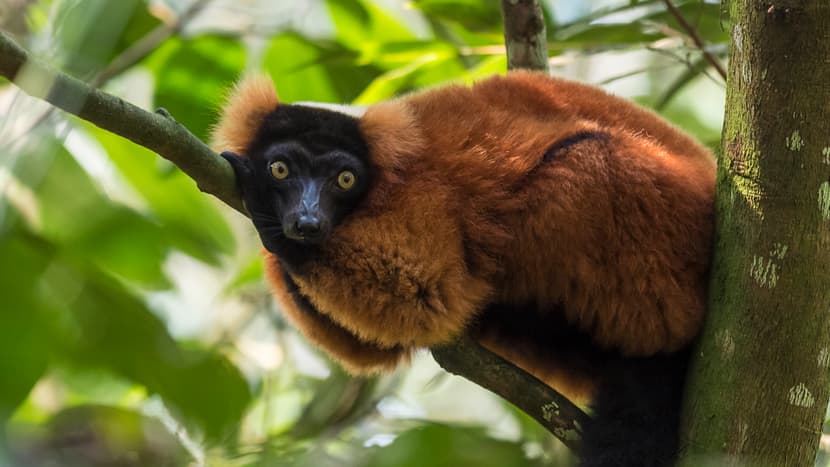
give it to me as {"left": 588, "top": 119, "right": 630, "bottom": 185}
{"left": 0, "top": 0, "right": 731, "bottom": 465}
{"left": 54, "top": 0, "right": 161, "bottom": 77}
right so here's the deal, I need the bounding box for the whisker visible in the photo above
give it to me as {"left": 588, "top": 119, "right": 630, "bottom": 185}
{"left": 252, "top": 214, "right": 281, "bottom": 223}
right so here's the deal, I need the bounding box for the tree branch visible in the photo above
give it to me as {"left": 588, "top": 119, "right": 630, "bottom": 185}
{"left": 0, "top": 30, "right": 245, "bottom": 214}
{"left": 500, "top": 0, "right": 549, "bottom": 72}
{"left": 433, "top": 335, "right": 587, "bottom": 452}
{"left": 0, "top": 28, "right": 588, "bottom": 451}
{"left": 660, "top": 0, "right": 727, "bottom": 80}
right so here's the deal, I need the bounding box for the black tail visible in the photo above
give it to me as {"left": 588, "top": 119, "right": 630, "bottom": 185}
{"left": 578, "top": 349, "right": 690, "bottom": 467}
{"left": 472, "top": 304, "right": 691, "bottom": 467}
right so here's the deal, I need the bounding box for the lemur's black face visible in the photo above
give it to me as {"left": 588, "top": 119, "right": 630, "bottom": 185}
{"left": 254, "top": 141, "right": 369, "bottom": 244}
{"left": 221, "top": 104, "right": 372, "bottom": 268}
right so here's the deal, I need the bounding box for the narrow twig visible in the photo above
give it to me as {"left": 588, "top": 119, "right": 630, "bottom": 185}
{"left": 6, "top": 0, "right": 211, "bottom": 149}
{"left": 433, "top": 335, "right": 588, "bottom": 452}
{"left": 93, "top": 0, "right": 211, "bottom": 86}
{"left": 0, "top": 30, "right": 245, "bottom": 214}
{"left": 660, "top": 0, "right": 727, "bottom": 80}
{"left": 647, "top": 45, "right": 722, "bottom": 86}
{"left": 500, "top": 0, "right": 549, "bottom": 72}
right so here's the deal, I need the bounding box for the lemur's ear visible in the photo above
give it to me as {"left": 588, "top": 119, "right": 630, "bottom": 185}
{"left": 211, "top": 74, "right": 280, "bottom": 154}
{"left": 219, "top": 151, "right": 268, "bottom": 222}
{"left": 220, "top": 151, "right": 252, "bottom": 181}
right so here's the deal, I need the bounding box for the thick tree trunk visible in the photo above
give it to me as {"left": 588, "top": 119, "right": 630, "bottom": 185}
{"left": 679, "top": 2, "right": 830, "bottom": 466}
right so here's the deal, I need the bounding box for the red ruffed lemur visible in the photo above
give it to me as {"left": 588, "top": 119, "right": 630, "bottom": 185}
{"left": 214, "top": 71, "right": 716, "bottom": 467}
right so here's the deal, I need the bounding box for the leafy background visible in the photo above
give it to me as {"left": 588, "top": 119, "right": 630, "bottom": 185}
{"left": 0, "top": 0, "right": 799, "bottom": 466}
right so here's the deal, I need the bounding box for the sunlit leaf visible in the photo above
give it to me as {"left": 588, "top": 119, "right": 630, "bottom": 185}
{"left": 264, "top": 33, "right": 379, "bottom": 103}
{"left": 53, "top": 0, "right": 160, "bottom": 77}
{"left": 427, "top": 16, "right": 505, "bottom": 48}
{"left": 6, "top": 139, "right": 250, "bottom": 439}
{"left": 411, "top": 0, "right": 503, "bottom": 32}
{"left": 0, "top": 230, "right": 52, "bottom": 423}
{"left": 143, "top": 35, "right": 246, "bottom": 140}
{"left": 367, "top": 41, "right": 457, "bottom": 69}
{"left": 326, "top": 0, "right": 415, "bottom": 49}
{"left": 554, "top": 23, "right": 663, "bottom": 49}
{"left": 461, "top": 55, "right": 508, "bottom": 83}
{"left": 353, "top": 54, "right": 444, "bottom": 104}
{"left": 87, "top": 124, "right": 235, "bottom": 266}
{"left": 411, "top": 56, "right": 467, "bottom": 88}
{"left": 65, "top": 267, "right": 252, "bottom": 441}
{"left": 21, "top": 140, "right": 172, "bottom": 288}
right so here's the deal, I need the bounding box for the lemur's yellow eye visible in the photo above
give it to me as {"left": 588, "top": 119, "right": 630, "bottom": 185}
{"left": 337, "top": 171, "right": 356, "bottom": 190}
{"left": 270, "top": 161, "right": 289, "bottom": 180}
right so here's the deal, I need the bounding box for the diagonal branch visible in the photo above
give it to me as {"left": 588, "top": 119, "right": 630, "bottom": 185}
{"left": 0, "top": 29, "right": 588, "bottom": 450}
{"left": 0, "top": 30, "right": 245, "bottom": 214}
{"left": 660, "top": 0, "right": 727, "bottom": 80}
{"left": 433, "top": 335, "right": 587, "bottom": 452}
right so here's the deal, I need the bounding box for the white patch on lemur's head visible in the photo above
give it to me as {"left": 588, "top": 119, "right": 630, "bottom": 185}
{"left": 294, "top": 102, "right": 367, "bottom": 118}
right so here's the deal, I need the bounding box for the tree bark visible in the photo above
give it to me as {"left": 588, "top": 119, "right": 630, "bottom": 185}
{"left": 679, "top": 2, "right": 830, "bottom": 466}
{"left": 433, "top": 336, "right": 588, "bottom": 453}
{"left": 500, "top": 0, "right": 549, "bottom": 72}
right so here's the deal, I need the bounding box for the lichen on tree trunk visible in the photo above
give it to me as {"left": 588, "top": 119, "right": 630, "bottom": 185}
{"left": 679, "top": 2, "right": 830, "bottom": 466}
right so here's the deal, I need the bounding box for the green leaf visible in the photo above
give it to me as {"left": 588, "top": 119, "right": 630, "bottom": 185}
{"left": 65, "top": 267, "right": 252, "bottom": 441}
{"left": 264, "top": 33, "right": 379, "bottom": 103}
{"left": 411, "top": 0, "right": 503, "bottom": 32}
{"left": 143, "top": 35, "right": 246, "bottom": 141}
{"left": 411, "top": 56, "right": 467, "bottom": 88}
{"left": 0, "top": 216, "right": 251, "bottom": 441}
{"left": 0, "top": 231, "right": 53, "bottom": 422}
{"left": 554, "top": 23, "right": 663, "bottom": 49}
{"left": 353, "top": 54, "right": 444, "bottom": 104}
{"left": 551, "top": 1, "right": 728, "bottom": 52}
{"left": 461, "top": 55, "right": 508, "bottom": 82}
{"left": 654, "top": 56, "right": 709, "bottom": 110}
{"left": 86, "top": 124, "right": 235, "bottom": 266}
{"left": 325, "top": 0, "right": 371, "bottom": 48}
{"left": 367, "top": 41, "right": 458, "bottom": 69}
{"left": 53, "top": 0, "right": 160, "bottom": 77}
{"left": 22, "top": 140, "right": 173, "bottom": 288}
{"left": 223, "top": 253, "right": 265, "bottom": 294}
{"left": 364, "top": 424, "right": 542, "bottom": 467}
{"left": 326, "top": 0, "right": 415, "bottom": 49}
{"left": 644, "top": 1, "right": 729, "bottom": 45}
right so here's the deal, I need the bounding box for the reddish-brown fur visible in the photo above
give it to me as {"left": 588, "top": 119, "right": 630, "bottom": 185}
{"left": 213, "top": 71, "right": 715, "bottom": 402}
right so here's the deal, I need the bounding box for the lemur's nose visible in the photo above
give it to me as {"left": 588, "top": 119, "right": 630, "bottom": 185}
{"left": 296, "top": 215, "right": 321, "bottom": 237}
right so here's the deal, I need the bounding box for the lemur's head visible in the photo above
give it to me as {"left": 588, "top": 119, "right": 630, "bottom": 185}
{"left": 222, "top": 104, "right": 372, "bottom": 261}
